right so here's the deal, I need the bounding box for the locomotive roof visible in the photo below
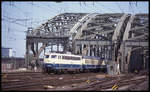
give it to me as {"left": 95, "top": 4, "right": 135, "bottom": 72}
{"left": 45, "top": 53, "right": 82, "bottom": 57}
{"left": 83, "top": 56, "right": 101, "bottom": 59}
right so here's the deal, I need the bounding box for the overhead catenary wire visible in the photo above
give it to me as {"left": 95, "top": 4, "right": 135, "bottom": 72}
{"left": 91, "top": 2, "right": 99, "bottom": 13}
{"left": 4, "top": 2, "right": 59, "bottom": 28}
{"left": 115, "top": 2, "right": 124, "bottom": 13}
{"left": 87, "top": 2, "right": 101, "bottom": 13}
{"left": 10, "top": 3, "right": 29, "bottom": 17}
{"left": 28, "top": 2, "right": 59, "bottom": 27}
{"left": 98, "top": 2, "right": 118, "bottom": 13}
{"left": 8, "top": 2, "right": 31, "bottom": 27}
{"left": 79, "top": 2, "right": 87, "bottom": 13}
{"left": 2, "top": 15, "right": 31, "bottom": 22}
{"left": 93, "top": 2, "right": 94, "bottom": 7}
{"left": 129, "top": 2, "right": 134, "bottom": 14}
{"left": 78, "top": 2, "right": 96, "bottom": 13}
{"left": 134, "top": 2, "right": 141, "bottom": 14}
{"left": 90, "top": 2, "right": 111, "bottom": 13}
{"left": 30, "top": 2, "right": 58, "bottom": 14}
{"left": 2, "top": 18, "right": 28, "bottom": 28}
{"left": 45, "top": 3, "right": 62, "bottom": 14}
{"left": 11, "top": 2, "right": 57, "bottom": 27}
{"left": 2, "top": 19, "right": 26, "bottom": 44}
{"left": 3, "top": 3, "right": 36, "bottom": 28}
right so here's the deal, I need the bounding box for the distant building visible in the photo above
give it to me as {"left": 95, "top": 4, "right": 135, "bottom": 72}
{"left": 2, "top": 47, "right": 13, "bottom": 57}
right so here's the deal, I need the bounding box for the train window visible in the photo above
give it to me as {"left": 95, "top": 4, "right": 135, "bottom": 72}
{"left": 45, "top": 55, "right": 49, "bottom": 58}
{"left": 72, "top": 57, "right": 81, "bottom": 60}
{"left": 62, "top": 56, "right": 81, "bottom": 60}
{"left": 68, "top": 56, "right": 71, "bottom": 60}
{"left": 51, "top": 55, "right": 57, "bottom": 58}
{"left": 62, "top": 56, "right": 65, "bottom": 59}
{"left": 58, "top": 56, "right": 61, "bottom": 59}
{"left": 62, "top": 56, "right": 70, "bottom": 60}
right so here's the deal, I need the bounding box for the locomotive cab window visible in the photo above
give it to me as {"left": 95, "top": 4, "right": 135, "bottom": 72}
{"left": 51, "top": 55, "right": 57, "bottom": 58}
{"left": 45, "top": 55, "right": 49, "bottom": 58}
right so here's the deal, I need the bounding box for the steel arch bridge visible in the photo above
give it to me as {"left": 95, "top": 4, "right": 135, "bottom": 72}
{"left": 26, "top": 13, "right": 148, "bottom": 72}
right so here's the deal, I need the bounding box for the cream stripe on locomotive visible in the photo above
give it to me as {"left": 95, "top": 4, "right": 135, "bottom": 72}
{"left": 44, "top": 53, "right": 83, "bottom": 65}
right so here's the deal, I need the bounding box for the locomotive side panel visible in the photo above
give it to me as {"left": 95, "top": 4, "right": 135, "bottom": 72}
{"left": 43, "top": 53, "right": 107, "bottom": 73}
{"left": 43, "top": 53, "right": 83, "bottom": 73}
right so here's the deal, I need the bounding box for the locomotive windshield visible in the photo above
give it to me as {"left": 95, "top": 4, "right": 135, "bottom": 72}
{"left": 45, "top": 55, "right": 49, "bottom": 58}
{"left": 51, "top": 55, "right": 57, "bottom": 58}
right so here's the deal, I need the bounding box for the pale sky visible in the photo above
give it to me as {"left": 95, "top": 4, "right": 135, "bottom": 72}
{"left": 1, "top": 1, "right": 149, "bottom": 57}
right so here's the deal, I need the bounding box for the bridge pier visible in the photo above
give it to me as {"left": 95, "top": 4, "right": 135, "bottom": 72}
{"left": 25, "top": 36, "right": 69, "bottom": 69}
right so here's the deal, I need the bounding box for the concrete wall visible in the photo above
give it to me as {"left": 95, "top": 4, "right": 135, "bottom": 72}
{"left": 1, "top": 57, "right": 43, "bottom": 71}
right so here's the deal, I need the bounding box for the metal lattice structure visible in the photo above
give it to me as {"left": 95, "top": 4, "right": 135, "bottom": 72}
{"left": 71, "top": 13, "right": 130, "bottom": 60}
{"left": 26, "top": 13, "right": 148, "bottom": 73}
{"left": 119, "top": 14, "right": 149, "bottom": 72}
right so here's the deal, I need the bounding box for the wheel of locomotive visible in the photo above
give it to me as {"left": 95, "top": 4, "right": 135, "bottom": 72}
{"left": 96, "top": 68, "right": 100, "bottom": 72}
{"left": 79, "top": 69, "right": 83, "bottom": 73}
{"left": 95, "top": 69, "right": 99, "bottom": 73}
{"left": 42, "top": 68, "right": 47, "bottom": 74}
{"left": 73, "top": 69, "right": 77, "bottom": 74}
{"left": 87, "top": 69, "right": 90, "bottom": 73}
{"left": 101, "top": 68, "right": 107, "bottom": 73}
{"left": 47, "top": 68, "right": 51, "bottom": 74}
{"left": 93, "top": 69, "right": 96, "bottom": 73}
{"left": 67, "top": 70, "right": 73, "bottom": 74}
{"left": 53, "top": 70, "right": 57, "bottom": 74}
{"left": 90, "top": 69, "right": 93, "bottom": 72}
{"left": 104, "top": 68, "right": 107, "bottom": 73}
{"left": 41, "top": 64, "right": 46, "bottom": 73}
{"left": 54, "top": 70, "right": 61, "bottom": 74}
{"left": 57, "top": 70, "right": 61, "bottom": 75}
{"left": 60, "top": 69, "right": 64, "bottom": 74}
{"left": 75, "top": 69, "right": 79, "bottom": 73}
{"left": 82, "top": 69, "right": 86, "bottom": 73}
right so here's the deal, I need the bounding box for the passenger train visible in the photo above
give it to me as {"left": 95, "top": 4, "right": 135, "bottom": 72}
{"left": 42, "top": 53, "right": 106, "bottom": 73}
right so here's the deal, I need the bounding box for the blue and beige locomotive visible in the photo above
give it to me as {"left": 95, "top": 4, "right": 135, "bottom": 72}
{"left": 42, "top": 53, "right": 106, "bottom": 73}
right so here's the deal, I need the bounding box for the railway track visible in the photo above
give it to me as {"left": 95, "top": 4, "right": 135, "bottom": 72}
{"left": 2, "top": 71, "right": 103, "bottom": 90}
{"left": 53, "top": 74, "right": 147, "bottom": 91}
{"left": 1, "top": 70, "right": 148, "bottom": 91}
{"left": 92, "top": 75, "right": 147, "bottom": 90}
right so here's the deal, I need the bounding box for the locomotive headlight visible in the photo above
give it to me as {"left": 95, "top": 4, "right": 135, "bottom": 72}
{"left": 102, "top": 60, "right": 106, "bottom": 65}
{"left": 44, "top": 59, "right": 51, "bottom": 63}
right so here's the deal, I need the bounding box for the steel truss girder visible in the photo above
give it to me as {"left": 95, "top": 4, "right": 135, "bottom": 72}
{"left": 25, "top": 13, "right": 148, "bottom": 72}
{"left": 75, "top": 40, "right": 113, "bottom": 46}
{"left": 72, "top": 13, "right": 129, "bottom": 41}
{"left": 26, "top": 36, "right": 69, "bottom": 44}
{"left": 27, "top": 13, "right": 87, "bottom": 37}
{"left": 119, "top": 14, "right": 148, "bottom": 73}
{"left": 124, "top": 40, "right": 148, "bottom": 47}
